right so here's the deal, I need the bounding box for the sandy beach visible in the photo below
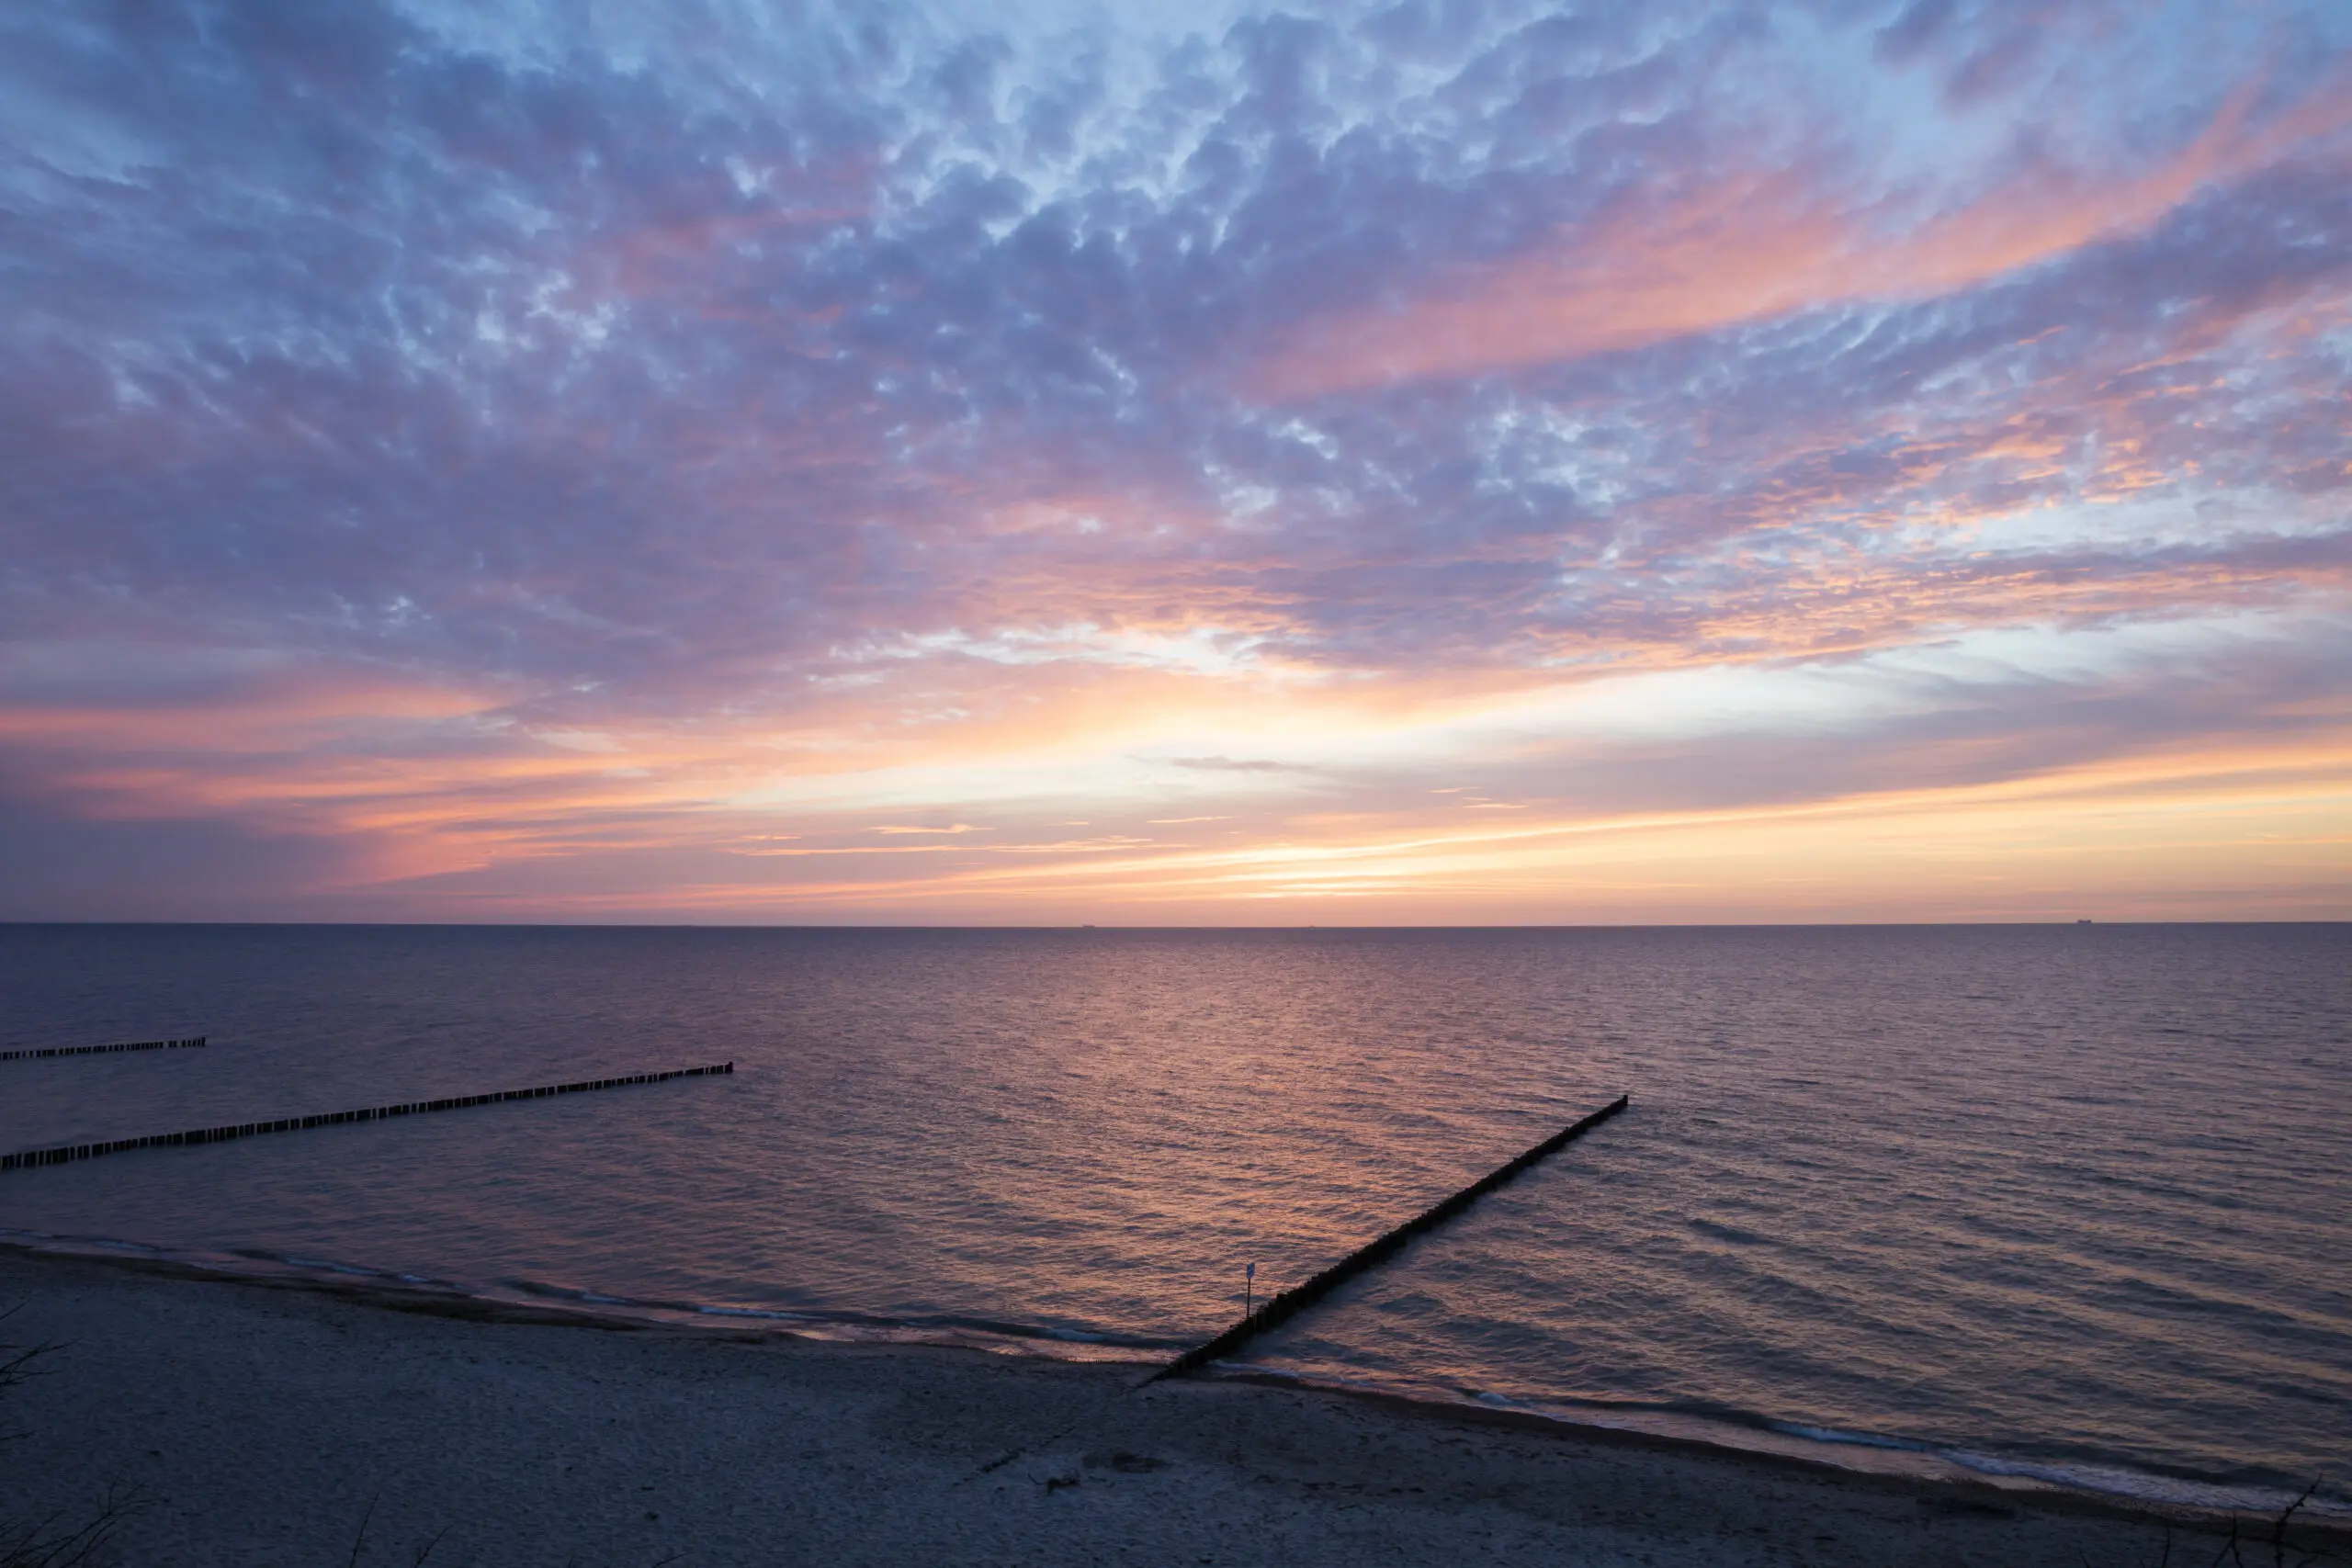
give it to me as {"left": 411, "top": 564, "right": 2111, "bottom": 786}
{"left": 2, "top": 1248, "right": 2326, "bottom": 1568}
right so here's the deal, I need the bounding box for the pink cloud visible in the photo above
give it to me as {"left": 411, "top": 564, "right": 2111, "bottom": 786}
{"left": 1256, "top": 79, "right": 2350, "bottom": 398}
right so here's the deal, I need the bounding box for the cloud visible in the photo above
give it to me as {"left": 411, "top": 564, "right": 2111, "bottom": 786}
{"left": 0, "top": 0, "right": 2346, "bottom": 919}
{"left": 0, "top": 793, "right": 367, "bottom": 922}
{"left": 1252, "top": 73, "right": 2352, "bottom": 399}
{"left": 1165, "top": 756, "right": 1299, "bottom": 772}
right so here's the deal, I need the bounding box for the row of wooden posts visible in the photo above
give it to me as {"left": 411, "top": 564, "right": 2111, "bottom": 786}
{"left": 1151, "top": 1092, "right": 1629, "bottom": 1379}
{"left": 0, "top": 1035, "right": 208, "bottom": 1063}
{"left": 0, "top": 1059, "right": 735, "bottom": 1172}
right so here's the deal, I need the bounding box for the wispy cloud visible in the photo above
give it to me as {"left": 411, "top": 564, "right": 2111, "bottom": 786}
{"left": 1256, "top": 74, "right": 2351, "bottom": 397}
{"left": 0, "top": 0, "right": 2345, "bottom": 921}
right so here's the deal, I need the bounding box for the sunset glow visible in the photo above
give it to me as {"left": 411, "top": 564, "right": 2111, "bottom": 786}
{"left": 2, "top": 0, "right": 2346, "bottom": 922}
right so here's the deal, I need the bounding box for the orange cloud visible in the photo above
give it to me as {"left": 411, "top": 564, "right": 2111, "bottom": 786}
{"left": 377, "top": 728, "right": 2350, "bottom": 925}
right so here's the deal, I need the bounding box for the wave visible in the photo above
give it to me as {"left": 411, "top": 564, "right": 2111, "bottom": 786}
{"left": 1194, "top": 1357, "right": 2351, "bottom": 1522}
{"left": 494, "top": 1274, "right": 1183, "bottom": 1352}
{"left": 0, "top": 1225, "right": 1184, "bottom": 1363}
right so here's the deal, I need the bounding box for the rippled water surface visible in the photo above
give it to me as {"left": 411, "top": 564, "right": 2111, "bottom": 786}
{"left": 2, "top": 924, "right": 2346, "bottom": 1510}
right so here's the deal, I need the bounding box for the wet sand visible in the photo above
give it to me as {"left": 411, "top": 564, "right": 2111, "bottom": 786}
{"left": 0, "top": 1249, "right": 2327, "bottom": 1567}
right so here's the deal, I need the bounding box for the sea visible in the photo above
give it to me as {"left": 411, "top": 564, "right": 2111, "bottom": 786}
{"left": 1, "top": 923, "right": 2345, "bottom": 1517}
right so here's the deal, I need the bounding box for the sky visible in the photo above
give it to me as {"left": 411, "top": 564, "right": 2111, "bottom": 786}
{"left": 1, "top": 0, "right": 2347, "bottom": 925}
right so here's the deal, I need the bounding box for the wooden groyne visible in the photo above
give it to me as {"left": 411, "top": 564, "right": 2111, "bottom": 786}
{"left": 1150, "top": 1092, "right": 1629, "bottom": 1382}
{"left": 1, "top": 1036, "right": 208, "bottom": 1063}
{"left": 0, "top": 1063, "right": 734, "bottom": 1173}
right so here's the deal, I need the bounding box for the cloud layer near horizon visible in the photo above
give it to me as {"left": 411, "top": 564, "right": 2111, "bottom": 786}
{"left": 2, "top": 0, "right": 2347, "bottom": 921}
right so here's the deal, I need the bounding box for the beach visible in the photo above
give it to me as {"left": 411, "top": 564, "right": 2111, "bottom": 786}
{"left": 2, "top": 1249, "right": 2313, "bottom": 1568}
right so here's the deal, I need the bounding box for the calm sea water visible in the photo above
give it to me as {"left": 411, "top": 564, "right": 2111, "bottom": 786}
{"left": 1, "top": 924, "right": 2346, "bottom": 1513}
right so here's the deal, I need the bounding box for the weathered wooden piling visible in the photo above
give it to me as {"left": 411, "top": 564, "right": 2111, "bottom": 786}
{"left": 0, "top": 1062, "right": 734, "bottom": 1173}
{"left": 0, "top": 1036, "right": 208, "bottom": 1063}
{"left": 1149, "top": 1092, "right": 1629, "bottom": 1382}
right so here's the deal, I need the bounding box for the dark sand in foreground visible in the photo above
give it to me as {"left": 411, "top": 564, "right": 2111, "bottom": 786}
{"left": 0, "top": 1251, "right": 2331, "bottom": 1566}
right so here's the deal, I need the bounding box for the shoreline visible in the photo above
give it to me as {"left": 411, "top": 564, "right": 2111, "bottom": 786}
{"left": 3, "top": 1230, "right": 2332, "bottom": 1525}
{"left": 5, "top": 1240, "right": 2342, "bottom": 1566}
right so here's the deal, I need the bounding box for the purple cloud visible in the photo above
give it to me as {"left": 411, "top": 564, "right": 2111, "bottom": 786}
{"left": 0, "top": 0, "right": 2346, "bottom": 918}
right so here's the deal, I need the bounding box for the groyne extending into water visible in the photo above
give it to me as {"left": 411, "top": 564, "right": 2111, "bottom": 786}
{"left": 0, "top": 1063, "right": 735, "bottom": 1172}
{"left": 1153, "top": 1092, "right": 1629, "bottom": 1380}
